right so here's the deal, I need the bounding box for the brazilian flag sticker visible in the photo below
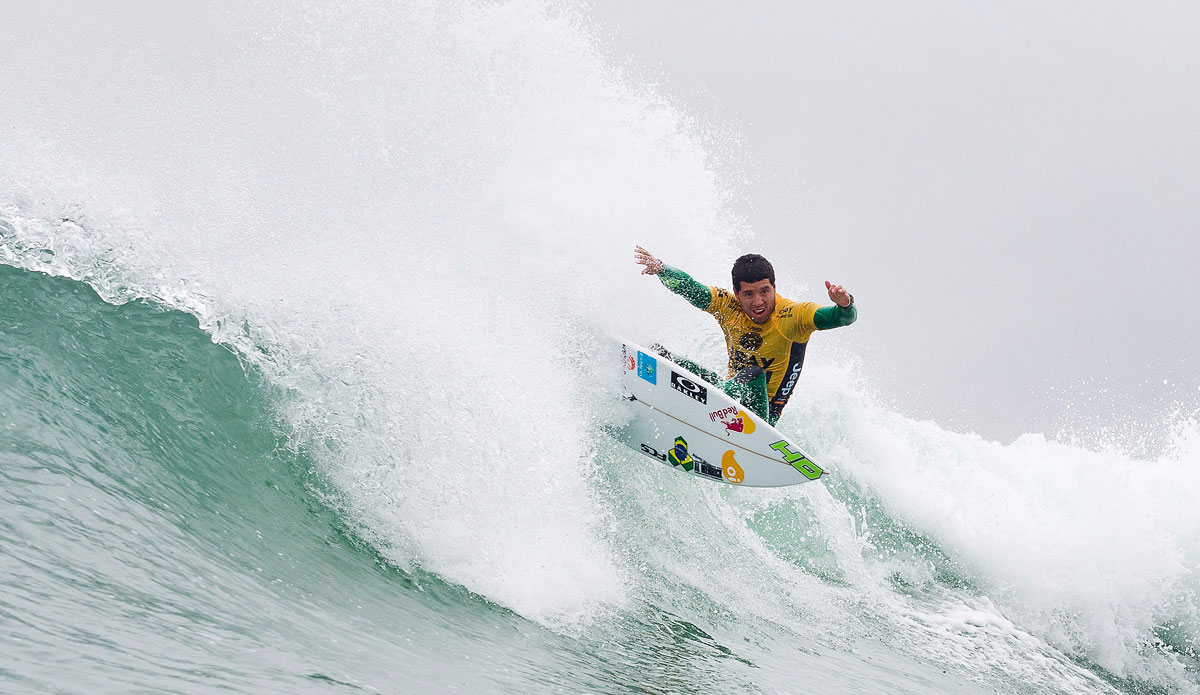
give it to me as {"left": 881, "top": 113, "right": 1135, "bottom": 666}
{"left": 667, "top": 436, "right": 694, "bottom": 472}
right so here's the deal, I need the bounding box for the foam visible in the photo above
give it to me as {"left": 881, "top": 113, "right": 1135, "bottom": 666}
{"left": 801, "top": 363, "right": 1200, "bottom": 686}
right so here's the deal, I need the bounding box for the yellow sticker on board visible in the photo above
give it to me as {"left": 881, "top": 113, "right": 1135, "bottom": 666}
{"left": 721, "top": 450, "right": 745, "bottom": 484}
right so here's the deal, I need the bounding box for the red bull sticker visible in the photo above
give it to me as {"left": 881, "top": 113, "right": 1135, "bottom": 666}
{"left": 707, "top": 406, "right": 757, "bottom": 435}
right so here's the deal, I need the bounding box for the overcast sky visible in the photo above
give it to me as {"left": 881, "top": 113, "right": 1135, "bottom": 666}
{"left": 590, "top": 0, "right": 1200, "bottom": 447}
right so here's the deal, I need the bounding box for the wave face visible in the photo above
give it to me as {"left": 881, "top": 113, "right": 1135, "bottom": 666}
{"left": 2, "top": 2, "right": 1198, "bottom": 693}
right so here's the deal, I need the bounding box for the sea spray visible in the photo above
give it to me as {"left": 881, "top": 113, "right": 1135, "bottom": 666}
{"left": 0, "top": 0, "right": 746, "bottom": 624}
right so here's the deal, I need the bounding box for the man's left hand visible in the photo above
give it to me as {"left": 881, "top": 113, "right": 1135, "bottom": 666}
{"left": 825, "top": 280, "right": 853, "bottom": 308}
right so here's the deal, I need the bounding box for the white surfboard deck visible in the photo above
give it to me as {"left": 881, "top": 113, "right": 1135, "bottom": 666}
{"left": 608, "top": 340, "right": 825, "bottom": 487}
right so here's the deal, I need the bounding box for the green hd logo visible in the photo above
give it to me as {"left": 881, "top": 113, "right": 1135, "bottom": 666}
{"left": 769, "top": 440, "right": 823, "bottom": 480}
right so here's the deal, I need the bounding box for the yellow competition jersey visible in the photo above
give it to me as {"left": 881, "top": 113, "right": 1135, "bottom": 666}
{"left": 705, "top": 288, "right": 819, "bottom": 414}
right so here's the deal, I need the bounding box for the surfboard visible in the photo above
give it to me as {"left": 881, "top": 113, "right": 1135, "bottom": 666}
{"left": 608, "top": 340, "right": 825, "bottom": 487}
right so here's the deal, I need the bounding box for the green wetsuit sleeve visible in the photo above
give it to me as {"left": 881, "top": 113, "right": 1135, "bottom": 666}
{"left": 813, "top": 303, "right": 857, "bottom": 330}
{"left": 657, "top": 264, "right": 713, "bottom": 311}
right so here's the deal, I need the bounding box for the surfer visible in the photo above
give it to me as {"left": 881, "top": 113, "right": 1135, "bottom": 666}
{"left": 633, "top": 245, "right": 857, "bottom": 426}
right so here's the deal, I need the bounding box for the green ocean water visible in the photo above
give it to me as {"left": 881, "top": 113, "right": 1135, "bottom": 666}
{"left": 0, "top": 263, "right": 973, "bottom": 693}
{"left": 3, "top": 264, "right": 1191, "bottom": 694}
{"left": 0, "top": 263, "right": 907, "bottom": 693}
{"left": 0, "top": 265, "right": 595, "bottom": 693}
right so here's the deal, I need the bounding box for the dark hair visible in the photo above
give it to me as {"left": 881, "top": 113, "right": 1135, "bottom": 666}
{"left": 731, "top": 254, "right": 775, "bottom": 292}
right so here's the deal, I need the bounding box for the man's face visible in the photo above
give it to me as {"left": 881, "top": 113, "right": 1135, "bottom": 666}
{"left": 736, "top": 279, "right": 776, "bottom": 324}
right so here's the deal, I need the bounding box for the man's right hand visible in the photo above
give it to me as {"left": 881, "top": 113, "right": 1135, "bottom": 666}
{"left": 634, "top": 245, "right": 663, "bottom": 275}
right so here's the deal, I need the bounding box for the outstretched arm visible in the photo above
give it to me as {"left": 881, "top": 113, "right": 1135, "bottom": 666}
{"left": 634, "top": 245, "right": 712, "bottom": 311}
{"left": 813, "top": 280, "right": 857, "bottom": 329}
